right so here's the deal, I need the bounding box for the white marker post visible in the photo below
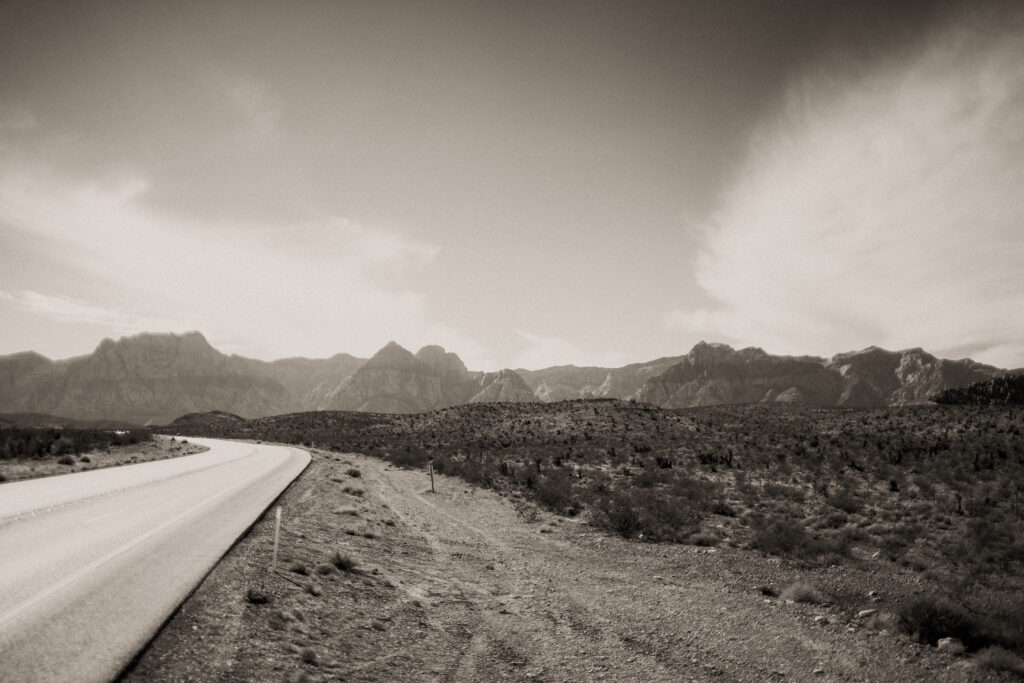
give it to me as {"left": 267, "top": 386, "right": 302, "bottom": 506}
{"left": 272, "top": 506, "right": 281, "bottom": 570}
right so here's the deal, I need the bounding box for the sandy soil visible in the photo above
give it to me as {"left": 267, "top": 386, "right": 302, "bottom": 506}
{"left": 124, "top": 448, "right": 1013, "bottom": 682}
{"left": 0, "top": 436, "right": 207, "bottom": 483}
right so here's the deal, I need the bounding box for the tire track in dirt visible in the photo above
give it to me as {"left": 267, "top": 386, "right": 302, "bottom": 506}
{"left": 358, "top": 455, "right": 993, "bottom": 683}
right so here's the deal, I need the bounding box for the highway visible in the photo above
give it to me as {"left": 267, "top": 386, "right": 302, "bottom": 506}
{"left": 0, "top": 438, "right": 310, "bottom": 683}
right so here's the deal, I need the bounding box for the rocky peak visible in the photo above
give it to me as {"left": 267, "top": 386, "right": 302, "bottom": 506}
{"left": 364, "top": 342, "right": 427, "bottom": 371}
{"left": 415, "top": 345, "right": 469, "bottom": 375}
{"left": 686, "top": 341, "right": 738, "bottom": 366}
{"left": 83, "top": 331, "right": 226, "bottom": 378}
{"left": 470, "top": 369, "right": 538, "bottom": 403}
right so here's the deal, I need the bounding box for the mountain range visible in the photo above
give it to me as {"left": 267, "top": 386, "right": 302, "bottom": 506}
{"left": 0, "top": 331, "right": 1009, "bottom": 424}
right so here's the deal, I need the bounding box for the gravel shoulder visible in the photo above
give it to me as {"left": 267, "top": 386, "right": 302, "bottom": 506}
{"left": 125, "top": 448, "right": 1012, "bottom": 682}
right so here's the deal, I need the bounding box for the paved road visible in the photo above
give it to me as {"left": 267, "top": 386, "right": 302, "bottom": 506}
{"left": 0, "top": 438, "right": 309, "bottom": 683}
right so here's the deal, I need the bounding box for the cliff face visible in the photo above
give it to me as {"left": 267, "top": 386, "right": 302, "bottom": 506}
{"left": 0, "top": 333, "right": 1006, "bottom": 423}
{"left": 517, "top": 356, "right": 684, "bottom": 402}
{"left": 638, "top": 343, "right": 842, "bottom": 408}
{"left": 0, "top": 332, "right": 291, "bottom": 424}
{"left": 638, "top": 343, "right": 1000, "bottom": 409}
{"left": 314, "top": 342, "right": 483, "bottom": 413}
{"left": 469, "top": 369, "right": 539, "bottom": 403}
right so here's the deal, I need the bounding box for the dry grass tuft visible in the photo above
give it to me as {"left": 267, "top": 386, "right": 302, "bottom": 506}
{"left": 780, "top": 582, "right": 828, "bottom": 604}
{"left": 331, "top": 550, "right": 357, "bottom": 571}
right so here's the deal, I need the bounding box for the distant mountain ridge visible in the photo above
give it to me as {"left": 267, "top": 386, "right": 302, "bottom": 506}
{"left": 0, "top": 332, "right": 1007, "bottom": 423}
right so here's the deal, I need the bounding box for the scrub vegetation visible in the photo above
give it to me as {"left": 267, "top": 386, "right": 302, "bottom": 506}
{"left": 172, "top": 399, "right": 1024, "bottom": 659}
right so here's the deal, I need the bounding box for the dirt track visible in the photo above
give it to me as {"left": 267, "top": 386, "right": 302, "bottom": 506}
{"left": 126, "top": 449, "right": 1000, "bottom": 682}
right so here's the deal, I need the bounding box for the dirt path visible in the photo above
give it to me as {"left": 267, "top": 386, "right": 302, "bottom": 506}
{"left": 126, "top": 450, "right": 998, "bottom": 682}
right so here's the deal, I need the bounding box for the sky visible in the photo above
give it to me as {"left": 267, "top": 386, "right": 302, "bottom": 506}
{"left": 1, "top": 0, "right": 1022, "bottom": 371}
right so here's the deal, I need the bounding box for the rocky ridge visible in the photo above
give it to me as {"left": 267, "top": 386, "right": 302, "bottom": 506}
{"left": 0, "top": 332, "right": 1006, "bottom": 423}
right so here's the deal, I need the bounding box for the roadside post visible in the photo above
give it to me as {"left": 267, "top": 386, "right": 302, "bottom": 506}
{"left": 272, "top": 506, "right": 281, "bottom": 570}
{"left": 428, "top": 458, "right": 435, "bottom": 493}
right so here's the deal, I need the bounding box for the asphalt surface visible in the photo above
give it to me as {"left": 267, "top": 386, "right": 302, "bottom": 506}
{"left": 0, "top": 438, "right": 309, "bottom": 683}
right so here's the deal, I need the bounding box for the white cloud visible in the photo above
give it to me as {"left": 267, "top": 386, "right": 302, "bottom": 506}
{"left": 512, "top": 330, "right": 624, "bottom": 370}
{"left": 0, "top": 290, "right": 182, "bottom": 334}
{"left": 669, "top": 13, "right": 1024, "bottom": 368}
{"left": 0, "top": 160, "right": 482, "bottom": 362}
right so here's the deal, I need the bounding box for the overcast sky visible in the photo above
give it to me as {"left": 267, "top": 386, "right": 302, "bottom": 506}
{"left": 1, "top": 0, "right": 1022, "bottom": 370}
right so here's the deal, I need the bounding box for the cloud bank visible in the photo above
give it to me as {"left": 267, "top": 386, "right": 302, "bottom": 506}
{"left": 669, "top": 10, "right": 1024, "bottom": 368}
{"left": 0, "top": 160, "right": 489, "bottom": 367}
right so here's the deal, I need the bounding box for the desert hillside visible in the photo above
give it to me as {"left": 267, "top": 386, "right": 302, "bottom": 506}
{"left": 130, "top": 406, "right": 1024, "bottom": 680}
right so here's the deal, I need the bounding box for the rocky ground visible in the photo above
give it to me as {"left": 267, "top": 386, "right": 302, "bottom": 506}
{"left": 0, "top": 435, "right": 206, "bottom": 483}
{"left": 123, "top": 446, "right": 1019, "bottom": 682}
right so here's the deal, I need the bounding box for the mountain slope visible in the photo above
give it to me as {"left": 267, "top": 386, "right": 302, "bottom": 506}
{"left": 639, "top": 342, "right": 1001, "bottom": 408}
{"left": 0, "top": 332, "right": 364, "bottom": 424}
{"left": 0, "top": 333, "right": 1008, "bottom": 421}
{"left": 469, "top": 369, "right": 539, "bottom": 403}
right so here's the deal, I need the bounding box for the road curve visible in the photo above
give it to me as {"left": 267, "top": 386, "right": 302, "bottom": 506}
{"left": 0, "top": 438, "right": 310, "bottom": 683}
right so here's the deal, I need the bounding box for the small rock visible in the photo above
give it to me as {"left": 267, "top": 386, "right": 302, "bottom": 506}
{"left": 867, "top": 590, "right": 878, "bottom": 597}
{"left": 857, "top": 609, "right": 878, "bottom": 619}
{"left": 813, "top": 668, "right": 825, "bottom": 675}
{"left": 814, "top": 616, "right": 829, "bottom": 625}
{"left": 499, "top": 608, "right": 512, "bottom": 615}
{"left": 937, "top": 637, "right": 965, "bottom": 655}
{"left": 654, "top": 575, "right": 664, "bottom": 581}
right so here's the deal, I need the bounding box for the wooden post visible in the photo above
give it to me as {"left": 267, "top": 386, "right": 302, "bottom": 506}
{"left": 428, "top": 460, "right": 435, "bottom": 493}
{"left": 272, "top": 506, "right": 281, "bottom": 570}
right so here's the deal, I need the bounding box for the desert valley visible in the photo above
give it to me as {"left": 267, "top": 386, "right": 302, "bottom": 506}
{"left": 1, "top": 332, "right": 1023, "bottom": 680}
{"left": 3, "top": 1, "right": 1023, "bottom": 681}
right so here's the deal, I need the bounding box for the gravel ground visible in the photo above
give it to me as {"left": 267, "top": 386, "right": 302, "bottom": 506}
{"left": 124, "top": 447, "right": 1018, "bottom": 682}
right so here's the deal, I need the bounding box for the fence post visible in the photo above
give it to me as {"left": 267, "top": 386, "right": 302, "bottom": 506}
{"left": 428, "top": 460, "right": 435, "bottom": 493}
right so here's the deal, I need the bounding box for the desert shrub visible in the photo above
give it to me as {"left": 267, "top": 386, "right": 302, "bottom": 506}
{"left": 828, "top": 489, "right": 862, "bottom": 514}
{"left": 331, "top": 551, "right": 357, "bottom": 571}
{"left": 245, "top": 587, "right": 269, "bottom": 604}
{"left": 57, "top": 454, "right": 75, "bottom": 465}
{"left": 751, "top": 516, "right": 813, "bottom": 557}
{"left": 289, "top": 561, "right": 309, "bottom": 576}
{"left": 762, "top": 482, "right": 805, "bottom": 503}
{"left": 975, "top": 646, "right": 1024, "bottom": 674}
{"left": 385, "top": 447, "right": 430, "bottom": 469}
{"left": 820, "top": 511, "right": 848, "bottom": 529}
{"left": 593, "top": 491, "right": 642, "bottom": 538}
{"left": 0, "top": 427, "right": 151, "bottom": 461}
{"left": 346, "top": 467, "right": 362, "bottom": 478}
{"left": 688, "top": 532, "right": 719, "bottom": 547}
{"left": 710, "top": 501, "right": 737, "bottom": 517}
{"left": 780, "top": 582, "right": 828, "bottom": 604}
{"left": 752, "top": 516, "right": 850, "bottom": 563}
{"left": 670, "top": 475, "right": 719, "bottom": 511}
{"left": 898, "top": 598, "right": 990, "bottom": 649}
{"left": 636, "top": 493, "right": 702, "bottom": 542}
{"left": 534, "top": 469, "right": 575, "bottom": 512}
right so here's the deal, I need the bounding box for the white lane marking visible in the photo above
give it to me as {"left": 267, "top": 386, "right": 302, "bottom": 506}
{"left": 82, "top": 508, "right": 130, "bottom": 524}
{"left": 0, "top": 453, "right": 285, "bottom": 632}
